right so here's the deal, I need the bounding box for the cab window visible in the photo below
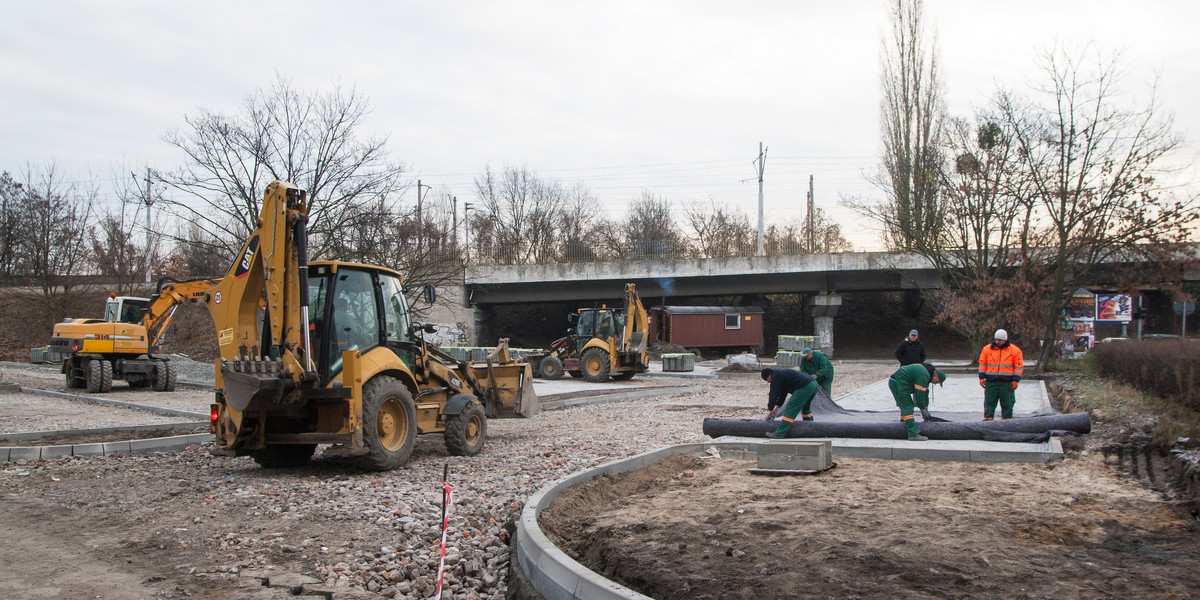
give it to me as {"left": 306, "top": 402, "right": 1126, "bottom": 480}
{"left": 379, "top": 273, "right": 410, "bottom": 344}
{"left": 327, "top": 269, "right": 380, "bottom": 373}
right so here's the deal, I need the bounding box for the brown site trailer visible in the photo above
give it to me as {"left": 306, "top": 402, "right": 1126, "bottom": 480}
{"left": 648, "top": 306, "right": 764, "bottom": 355}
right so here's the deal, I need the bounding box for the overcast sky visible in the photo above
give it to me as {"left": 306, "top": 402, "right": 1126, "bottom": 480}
{"left": 2, "top": 0, "right": 1197, "bottom": 242}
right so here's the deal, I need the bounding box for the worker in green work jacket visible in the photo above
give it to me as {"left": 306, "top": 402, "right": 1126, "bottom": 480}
{"left": 889, "top": 362, "right": 946, "bottom": 441}
{"left": 761, "top": 368, "right": 819, "bottom": 439}
{"left": 799, "top": 347, "right": 834, "bottom": 399}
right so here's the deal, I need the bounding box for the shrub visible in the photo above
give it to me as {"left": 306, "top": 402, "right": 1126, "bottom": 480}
{"left": 1092, "top": 339, "right": 1199, "bottom": 413}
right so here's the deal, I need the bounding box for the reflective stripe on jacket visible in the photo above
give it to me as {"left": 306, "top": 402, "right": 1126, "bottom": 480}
{"left": 978, "top": 342, "right": 1024, "bottom": 383}
{"left": 890, "top": 363, "right": 933, "bottom": 406}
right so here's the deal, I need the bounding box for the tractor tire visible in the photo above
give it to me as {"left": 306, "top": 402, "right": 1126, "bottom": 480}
{"left": 250, "top": 444, "right": 317, "bottom": 469}
{"left": 580, "top": 348, "right": 611, "bottom": 383}
{"left": 152, "top": 361, "right": 169, "bottom": 392}
{"left": 356, "top": 377, "right": 417, "bottom": 471}
{"left": 64, "top": 359, "right": 84, "bottom": 389}
{"left": 538, "top": 355, "right": 565, "bottom": 380}
{"left": 444, "top": 400, "right": 487, "bottom": 456}
{"left": 86, "top": 359, "right": 113, "bottom": 393}
{"left": 164, "top": 361, "right": 178, "bottom": 391}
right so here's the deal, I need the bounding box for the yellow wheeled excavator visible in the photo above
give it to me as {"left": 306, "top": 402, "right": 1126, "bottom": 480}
{"left": 203, "top": 180, "right": 536, "bottom": 470}
{"left": 50, "top": 279, "right": 218, "bottom": 393}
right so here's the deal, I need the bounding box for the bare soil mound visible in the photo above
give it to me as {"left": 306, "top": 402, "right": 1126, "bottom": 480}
{"left": 540, "top": 452, "right": 1200, "bottom": 599}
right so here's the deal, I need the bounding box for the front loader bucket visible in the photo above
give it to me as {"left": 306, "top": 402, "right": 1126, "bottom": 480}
{"left": 470, "top": 361, "right": 539, "bottom": 418}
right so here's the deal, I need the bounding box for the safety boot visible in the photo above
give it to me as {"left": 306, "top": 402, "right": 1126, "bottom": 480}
{"left": 907, "top": 433, "right": 929, "bottom": 441}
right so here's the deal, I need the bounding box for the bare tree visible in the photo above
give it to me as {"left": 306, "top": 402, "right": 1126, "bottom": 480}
{"left": 622, "top": 191, "right": 685, "bottom": 260}
{"left": 6, "top": 162, "right": 96, "bottom": 326}
{"left": 472, "top": 166, "right": 574, "bottom": 265}
{"left": 851, "top": 0, "right": 946, "bottom": 250}
{"left": 0, "top": 171, "right": 23, "bottom": 281}
{"left": 558, "top": 184, "right": 604, "bottom": 262}
{"left": 683, "top": 199, "right": 754, "bottom": 258}
{"left": 174, "top": 221, "right": 231, "bottom": 278}
{"left": 996, "top": 45, "right": 1197, "bottom": 369}
{"left": 802, "top": 207, "right": 852, "bottom": 254}
{"left": 161, "top": 74, "right": 408, "bottom": 264}
{"left": 89, "top": 168, "right": 167, "bottom": 294}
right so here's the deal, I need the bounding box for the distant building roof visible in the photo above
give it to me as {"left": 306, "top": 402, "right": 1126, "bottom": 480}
{"left": 653, "top": 306, "right": 764, "bottom": 315}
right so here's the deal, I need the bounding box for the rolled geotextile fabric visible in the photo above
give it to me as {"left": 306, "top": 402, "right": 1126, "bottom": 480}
{"left": 702, "top": 412, "right": 1090, "bottom": 443}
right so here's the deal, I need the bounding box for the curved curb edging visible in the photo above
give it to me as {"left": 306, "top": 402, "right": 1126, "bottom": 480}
{"left": 516, "top": 441, "right": 758, "bottom": 600}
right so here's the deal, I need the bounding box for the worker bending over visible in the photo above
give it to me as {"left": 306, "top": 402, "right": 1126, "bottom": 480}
{"left": 761, "top": 367, "right": 819, "bottom": 439}
{"left": 889, "top": 362, "right": 945, "bottom": 441}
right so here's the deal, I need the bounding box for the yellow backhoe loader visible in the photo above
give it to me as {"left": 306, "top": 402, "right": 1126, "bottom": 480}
{"left": 202, "top": 180, "right": 536, "bottom": 470}
{"left": 532, "top": 283, "right": 649, "bottom": 382}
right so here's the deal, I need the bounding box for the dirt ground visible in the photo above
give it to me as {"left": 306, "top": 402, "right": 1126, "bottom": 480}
{"left": 540, "top": 449, "right": 1200, "bottom": 600}
{"left": 4, "top": 361, "right": 1199, "bottom": 599}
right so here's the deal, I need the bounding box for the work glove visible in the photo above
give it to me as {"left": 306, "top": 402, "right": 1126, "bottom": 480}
{"left": 1011, "top": 381, "right": 1019, "bottom": 390}
{"left": 920, "top": 408, "right": 931, "bottom": 421}
{"left": 765, "top": 408, "right": 777, "bottom": 421}
{"left": 979, "top": 379, "right": 986, "bottom": 388}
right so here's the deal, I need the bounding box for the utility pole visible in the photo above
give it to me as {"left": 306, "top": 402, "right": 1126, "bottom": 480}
{"left": 132, "top": 168, "right": 158, "bottom": 284}
{"left": 449, "top": 195, "right": 457, "bottom": 249}
{"left": 753, "top": 143, "right": 767, "bottom": 256}
{"left": 463, "top": 202, "right": 473, "bottom": 267}
{"left": 807, "top": 175, "right": 815, "bottom": 253}
{"left": 416, "top": 180, "right": 432, "bottom": 256}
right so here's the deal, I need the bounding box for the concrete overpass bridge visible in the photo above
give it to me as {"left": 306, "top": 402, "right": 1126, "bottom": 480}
{"left": 425, "top": 247, "right": 1196, "bottom": 351}
{"left": 435, "top": 251, "right": 943, "bottom": 352}
{"left": 462, "top": 251, "right": 941, "bottom": 305}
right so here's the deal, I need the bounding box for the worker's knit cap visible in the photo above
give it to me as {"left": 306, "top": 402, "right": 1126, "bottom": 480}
{"left": 760, "top": 368, "right": 773, "bottom": 381}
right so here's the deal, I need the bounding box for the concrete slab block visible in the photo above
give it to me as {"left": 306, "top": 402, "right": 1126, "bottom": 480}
{"left": 40, "top": 445, "right": 73, "bottom": 459}
{"left": 102, "top": 441, "right": 132, "bottom": 455}
{"left": 531, "top": 546, "right": 580, "bottom": 600}
{"left": 0, "top": 447, "right": 8, "bottom": 462}
{"left": 831, "top": 445, "right": 894, "bottom": 459}
{"left": 757, "top": 440, "right": 832, "bottom": 471}
{"left": 892, "top": 445, "right": 972, "bottom": 462}
{"left": 574, "top": 568, "right": 653, "bottom": 600}
{"left": 128, "top": 436, "right": 190, "bottom": 453}
{"left": 72, "top": 443, "right": 106, "bottom": 457}
{"left": 7, "top": 446, "right": 40, "bottom": 461}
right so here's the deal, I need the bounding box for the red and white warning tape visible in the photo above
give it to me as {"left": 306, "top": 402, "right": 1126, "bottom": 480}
{"left": 433, "top": 477, "right": 454, "bottom": 599}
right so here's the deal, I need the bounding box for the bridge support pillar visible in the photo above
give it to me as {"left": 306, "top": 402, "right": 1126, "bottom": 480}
{"left": 810, "top": 295, "right": 842, "bottom": 356}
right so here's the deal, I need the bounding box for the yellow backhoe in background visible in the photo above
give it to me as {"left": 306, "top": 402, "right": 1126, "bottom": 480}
{"left": 532, "top": 283, "right": 649, "bottom": 382}
{"left": 203, "top": 180, "right": 536, "bottom": 470}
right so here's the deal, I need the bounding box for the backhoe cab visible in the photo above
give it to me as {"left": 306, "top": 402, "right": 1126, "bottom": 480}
{"left": 533, "top": 283, "right": 649, "bottom": 382}
{"left": 207, "top": 181, "right": 536, "bottom": 470}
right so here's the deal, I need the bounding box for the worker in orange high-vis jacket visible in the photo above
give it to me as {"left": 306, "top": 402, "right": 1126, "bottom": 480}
{"left": 978, "top": 329, "right": 1024, "bottom": 420}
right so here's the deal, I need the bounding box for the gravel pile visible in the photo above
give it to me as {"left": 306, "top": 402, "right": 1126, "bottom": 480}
{"left": 1, "top": 361, "right": 894, "bottom": 599}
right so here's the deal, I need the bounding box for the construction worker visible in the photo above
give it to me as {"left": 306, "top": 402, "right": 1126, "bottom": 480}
{"left": 799, "top": 347, "right": 834, "bottom": 399}
{"left": 889, "top": 362, "right": 946, "bottom": 441}
{"left": 978, "top": 329, "right": 1024, "bottom": 420}
{"left": 895, "top": 329, "right": 926, "bottom": 365}
{"left": 761, "top": 367, "right": 819, "bottom": 439}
